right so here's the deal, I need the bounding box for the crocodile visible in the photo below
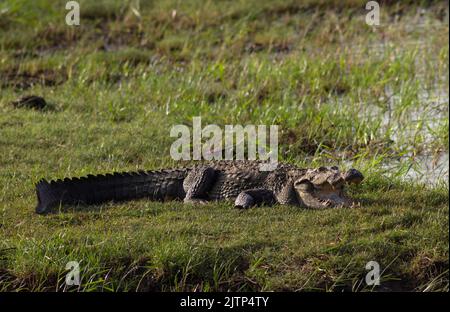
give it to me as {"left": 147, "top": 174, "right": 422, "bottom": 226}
{"left": 35, "top": 161, "right": 364, "bottom": 214}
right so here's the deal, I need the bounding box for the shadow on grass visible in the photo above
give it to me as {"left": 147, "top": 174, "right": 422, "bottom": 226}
{"left": 137, "top": 241, "right": 276, "bottom": 292}
{"left": 1, "top": 240, "right": 276, "bottom": 292}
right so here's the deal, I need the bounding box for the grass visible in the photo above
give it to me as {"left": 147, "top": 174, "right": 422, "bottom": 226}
{"left": 0, "top": 0, "right": 448, "bottom": 291}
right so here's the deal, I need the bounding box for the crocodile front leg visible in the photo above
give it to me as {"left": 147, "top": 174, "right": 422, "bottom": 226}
{"left": 183, "top": 167, "right": 217, "bottom": 204}
{"left": 234, "top": 188, "right": 277, "bottom": 209}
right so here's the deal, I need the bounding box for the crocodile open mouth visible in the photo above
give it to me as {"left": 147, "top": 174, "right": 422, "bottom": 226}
{"left": 294, "top": 167, "right": 364, "bottom": 209}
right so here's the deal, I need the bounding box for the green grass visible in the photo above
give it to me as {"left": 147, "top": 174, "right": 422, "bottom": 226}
{"left": 0, "top": 0, "right": 448, "bottom": 291}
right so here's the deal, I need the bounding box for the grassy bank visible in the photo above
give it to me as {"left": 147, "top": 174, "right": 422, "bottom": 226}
{"left": 0, "top": 0, "right": 448, "bottom": 291}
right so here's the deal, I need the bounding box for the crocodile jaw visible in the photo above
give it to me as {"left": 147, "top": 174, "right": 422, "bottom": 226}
{"left": 293, "top": 167, "right": 363, "bottom": 209}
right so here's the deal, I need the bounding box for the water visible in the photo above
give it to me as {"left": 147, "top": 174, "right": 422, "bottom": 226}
{"left": 382, "top": 152, "right": 449, "bottom": 185}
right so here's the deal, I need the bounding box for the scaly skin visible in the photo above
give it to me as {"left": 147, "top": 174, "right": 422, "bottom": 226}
{"left": 35, "top": 161, "right": 364, "bottom": 214}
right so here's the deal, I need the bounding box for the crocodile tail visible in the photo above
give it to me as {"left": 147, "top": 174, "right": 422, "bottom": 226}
{"left": 35, "top": 169, "right": 187, "bottom": 214}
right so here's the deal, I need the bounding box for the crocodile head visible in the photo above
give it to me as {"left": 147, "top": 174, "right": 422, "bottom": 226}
{"left": 293, "top": 166, "right": 363, "bottom": 209}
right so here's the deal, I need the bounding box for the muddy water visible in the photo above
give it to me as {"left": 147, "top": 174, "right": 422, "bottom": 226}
{"left": 382, "top": 86, "right": 448, "bottom": 185}
{"left": 382, "top": 152, "right": 448, "bottom": 185}
{"left": 331, "top": 71, "right": 448, "bottom": 185}
{"left": 364, "top": 85, "right": 448, "bottom": 185}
